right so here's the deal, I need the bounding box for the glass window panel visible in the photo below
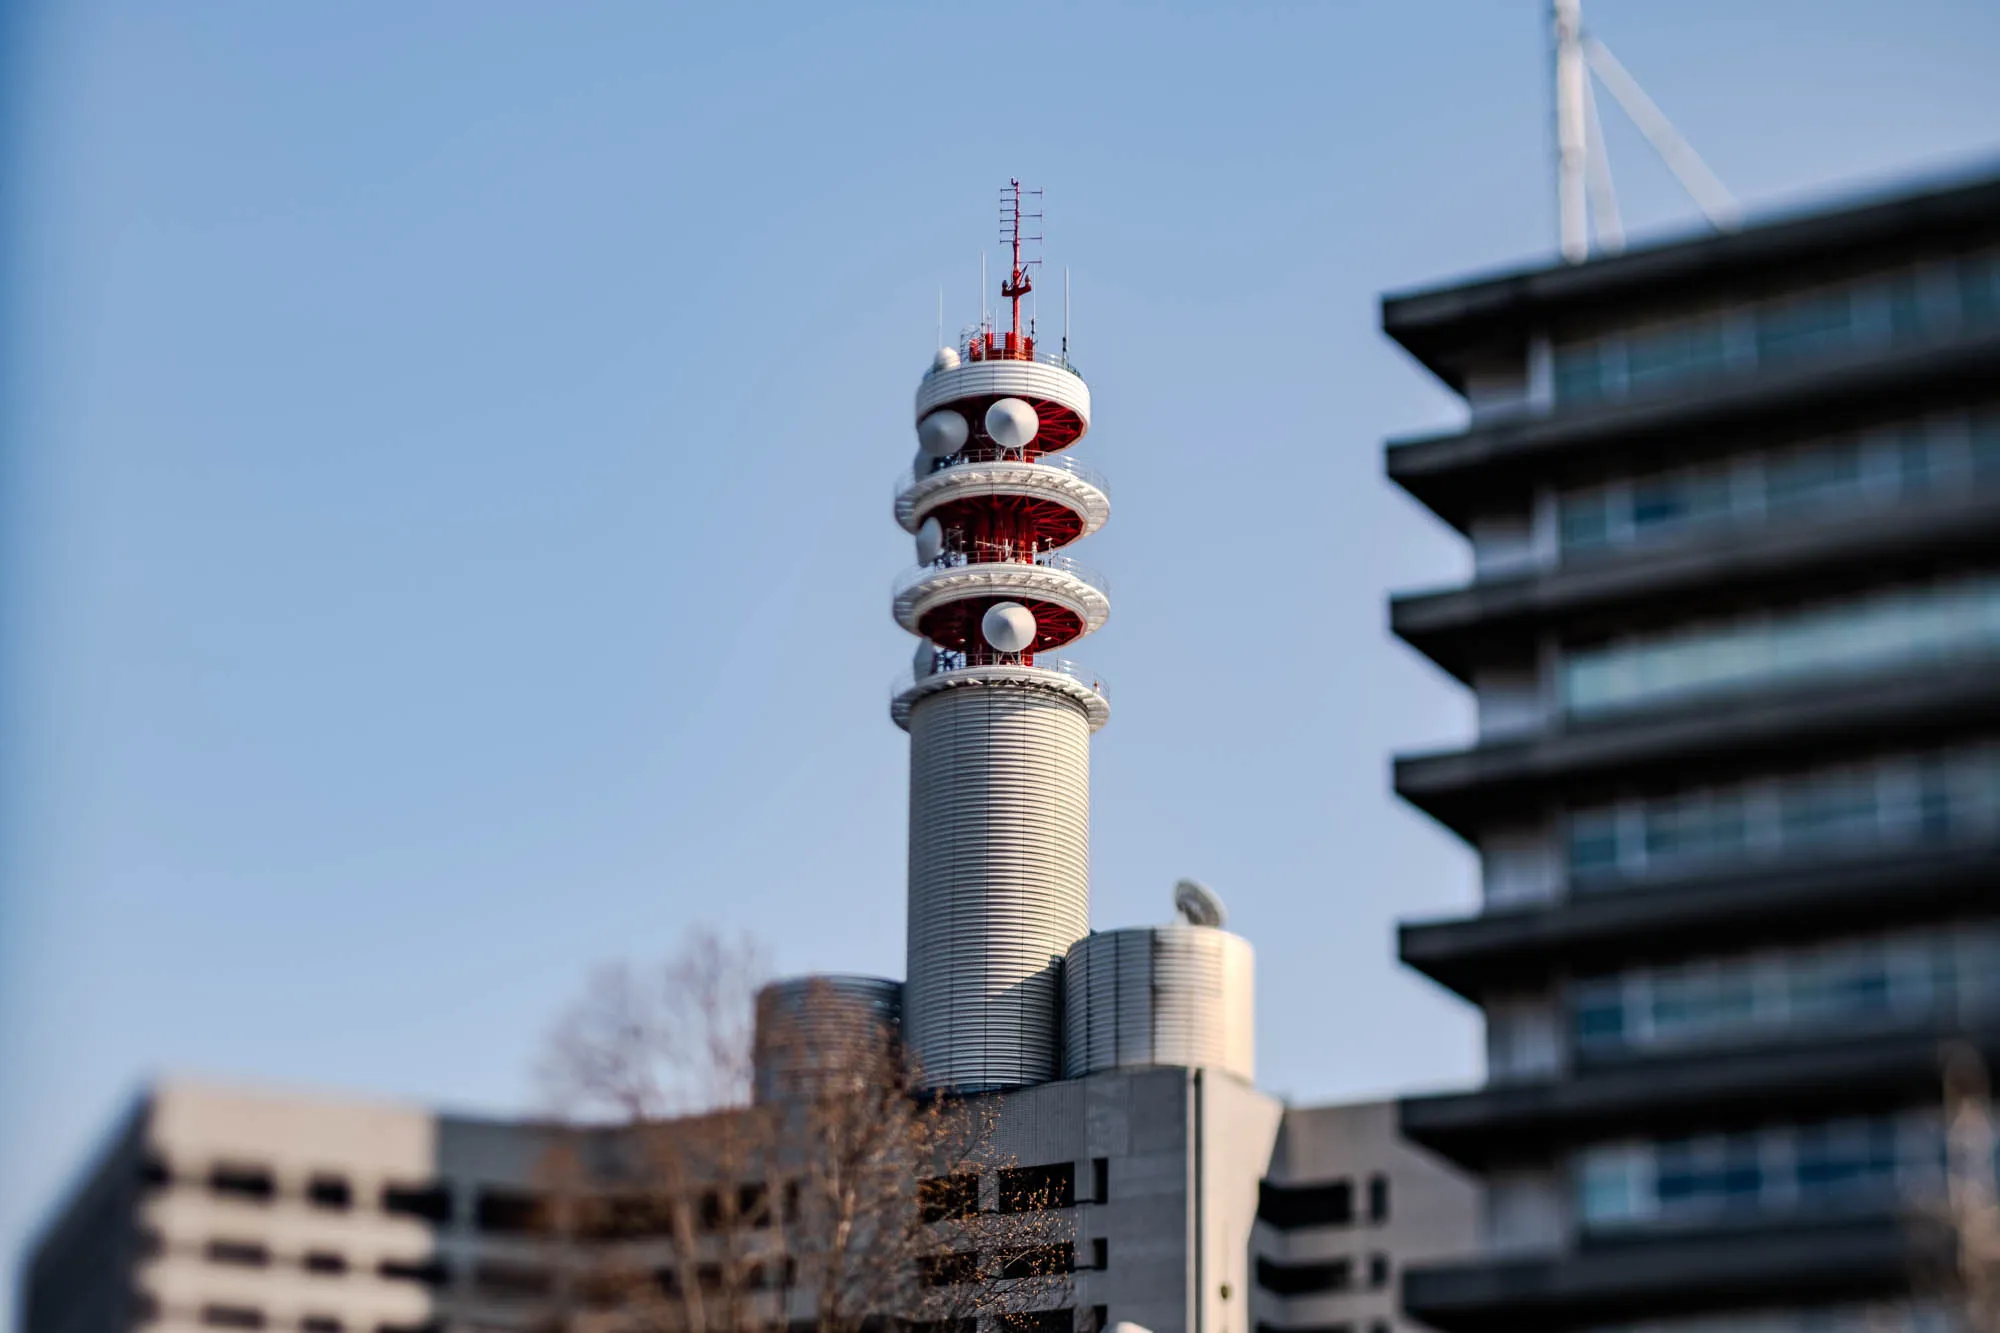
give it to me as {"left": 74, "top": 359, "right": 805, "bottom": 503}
{"left": 1895, "top": 423, "right": 1936, "bottom": 493}
{"left": 1626, "top": 319, "right": 1728, "bottom": 392}
{"left": 1574, "top": 991, "right": 1627, "bottom": 1047}
{"left": 1757, "top": 289, "right": 1856, "bottom": 365}
{"left": 1959, "top": 251, "right": 2000, "bottom": 330}
{"left": 1567, "top": 811, "right": 1623, "bottom": 876}
{"left": 1554, "top": 344, "right": 1610, "bottom": 404}
{"left": 1767, "top": 440, "right": 1864, "bottom": 515}
{"left": 1887, "top": 270, "right": 1926, "bottom": 344}
{"left": 1971, "top": 410, "right": 2000, "bottom": 480}
{"left": 1561, "top": 489, "right": 1614, "bottom": 550}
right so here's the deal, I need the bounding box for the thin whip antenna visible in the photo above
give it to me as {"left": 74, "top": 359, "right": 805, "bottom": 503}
{"left": 1063, "top": 266, "right": 1071, "bottom": 361}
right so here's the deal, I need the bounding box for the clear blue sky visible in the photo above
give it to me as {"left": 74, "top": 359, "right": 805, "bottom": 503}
{"left": 4, "top": 0, "right": 1998, "bottom": 1294}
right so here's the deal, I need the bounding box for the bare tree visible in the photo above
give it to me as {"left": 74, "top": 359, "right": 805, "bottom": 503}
{"left": 538, "top": 930, "right": 1075, "bottom": 1333}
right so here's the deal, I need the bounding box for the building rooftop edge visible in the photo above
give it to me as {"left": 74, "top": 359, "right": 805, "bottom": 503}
{"left": 1380, "top": 160, "right": 2000, "bottom": 391}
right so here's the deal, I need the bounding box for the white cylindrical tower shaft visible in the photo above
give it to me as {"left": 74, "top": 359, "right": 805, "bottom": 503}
{"left": 905, "top": 686, "right": 1091, "bottom": 1088}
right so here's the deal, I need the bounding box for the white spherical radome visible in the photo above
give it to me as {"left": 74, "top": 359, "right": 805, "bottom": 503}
{"left": 913, "top": 639, "right": 937, "bottom": 678}
{"left": 931, "top": 347, "right": 960, "bottom": 372}
{"left": 981, "top": 601, "right": 1037, "bottom": 653}
{"left": 915, "top": 517, "right": 944, "bottom": 565}
{"left": 917, "top": 409, "right": 969, "bottom": 458}
{"left": 984, "top": 397, "right": 1039, "bottom": 451}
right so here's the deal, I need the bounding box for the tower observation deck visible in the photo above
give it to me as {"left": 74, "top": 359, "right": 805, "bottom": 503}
{"left": 891, "top": 183, "right": 1108, "bottom": 1090}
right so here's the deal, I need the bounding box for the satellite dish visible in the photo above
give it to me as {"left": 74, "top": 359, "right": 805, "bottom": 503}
{"left": 918, "top": 409, "right": 969, "bottom": 459}
{"left": 981, "top": 601, "right": 1036, "bottom": 653}
{"left": 1173, "top": 879, "right": 1227, "bottom": 929}
{"left": 932, "top": 347, "right": 960, "bottom": 372}
{"left": 915, "top": 517, "right": 944, "bottom": 565}
{"left": 985, "top": 398, "right": 1040, "bottom": 451}
{"left": 913, "top": 638, "right": 937, "bottom": 677}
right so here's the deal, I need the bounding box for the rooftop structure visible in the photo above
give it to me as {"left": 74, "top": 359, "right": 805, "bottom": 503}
{"left": 1384, "top": 166, "right": 2000, "bottom": 1332}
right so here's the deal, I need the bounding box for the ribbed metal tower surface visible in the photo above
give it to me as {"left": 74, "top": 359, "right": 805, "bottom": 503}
{"left": 905, "top": 686, "right": 1092, "bottom": 1088}
{"left": 751, "top": 975, "right": 903, "bottom": 1104}
{"left": 1063, "top": 925, "right": 1255, "bottom": 1083}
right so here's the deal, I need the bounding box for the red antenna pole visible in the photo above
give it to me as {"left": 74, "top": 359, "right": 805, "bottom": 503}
{"left": 999, "top": 179, "right": 1042, "bottom": 351}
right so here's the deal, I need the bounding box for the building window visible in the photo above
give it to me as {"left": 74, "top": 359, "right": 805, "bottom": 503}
{"left": 306, "top": 1175, "right": 351, "bottom": 1210}
{"left": 1560, "top": 573, "right": 2000, "bottom": 720}
{"left": 204, "top": 1239, "right": 268, "bottom": 1267}
{"left": 301, "top": 1320, "right": 342, "bottom": 1333}
{"left": 1255, "top": 1256, "right": 1352, "bottom": 1296}
{"left": 377, "top": 1257, "right": 451, "bottom": 1287}
{"left": 1548, "top": 259, "right": 1987, "bottom": 413}
{"left": 1091, "top": 1157, "right": 1109, "bottom": 1205}
{"left": 919, "top": 1173, "right": 979, "bottom": 1223}
{"left": 1367, "top": 1174, "right": 1390, "bottom": 1223}
{"left": 1554, "top": 406, "right": 2000, "bottom": 562}
{"left": 1368, "top": 1253, "right": 1390, "bottom": 1288}
{"left": 476, "top": 1188, "right": 548, "bottom": 1234}
{"left": 201, "top": 1307, "right": 265, "bottom": 1330}
{"left": 575, "top": 1192, "right": 674, "bottom": 1240}
{"left": 920, "top": 1252, "right": 979, "bottom": 1287}
{"left": 303, "top": 1251, "right": 347, "bottom": 1275}
{"left": 998, "top": 1163, "right": 1075, "bottom": 1213}
{"left": 379, "top": 1182, "right": 452, "bottom": 1224}
{"left": 1000, "top": 1313, "right": 1074, "bottom": 1333}
{"left": 475, "top": 1259, "right": 556, "bottom": 1296}
{"left": 997, "top": 1243, "right": 1073, "bottom": 1279}
{"left": 1570, "top": 919, "right": 2000, "bottom": 1060}
{"left": 139, "top": 1157, "right": 171, "bottom": 1191}
{"left": 1576, "top": 1108, "right": 1941, "bottom": 1230}
{"left": 1090, "top": 1237, "right": 1108, "bottom": 1270}
{"left": 1089, "top": 1306, "right": 1108, "bottom": 1333}
{"left": 1257, "top": 1178, "right": 1353, "bottom": 1229}
{"left": 1564, "top": 742, "right": 2000, "bottom": 888}
{"left": 207, "top": 1164, "right": 274, "bottom": 1203}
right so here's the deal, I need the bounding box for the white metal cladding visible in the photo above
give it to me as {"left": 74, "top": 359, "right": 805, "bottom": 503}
{"left": 751, "top": 975, "right": 903, "bottom": 1104}
{"left": 905, "top": 685, "right": 1092, "bottom": 1090}
{"left": 1063, "top": 926, "right": 1255, "bottom": 1082}
{"left": 914, "top": 361, "right": 1091, "bottom": 434}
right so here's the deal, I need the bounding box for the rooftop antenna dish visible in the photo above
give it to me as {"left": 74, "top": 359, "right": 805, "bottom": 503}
{"left": 1553, "top": 0, "right": 1740, "bottom": 264}
{"left": 1173, "top": 878, "right": 1227, "bottom": 929}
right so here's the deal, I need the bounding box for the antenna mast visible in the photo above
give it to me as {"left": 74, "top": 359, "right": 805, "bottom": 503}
{"left": 1552, "top": 0, "right": 1740, "bottom": 263}
{"left": 1000, "top": 179, "right": 1043, "bottom": 343}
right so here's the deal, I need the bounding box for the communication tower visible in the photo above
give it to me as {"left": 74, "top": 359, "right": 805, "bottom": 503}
{"left": 890, "top": 182, "right": 1109, "bottom": 1090}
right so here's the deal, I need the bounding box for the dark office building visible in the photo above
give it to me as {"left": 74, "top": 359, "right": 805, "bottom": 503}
{"left": 1381, "top": 170, "right": 2000, "bottom": 1332}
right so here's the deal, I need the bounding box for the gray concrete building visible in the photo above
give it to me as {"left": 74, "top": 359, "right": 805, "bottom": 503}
{"left": 1383, "top": 169, "right": 2000, "bottom": 1331}
{"left": 23, "top": 1068, "right": 1473, "bottom": 1333}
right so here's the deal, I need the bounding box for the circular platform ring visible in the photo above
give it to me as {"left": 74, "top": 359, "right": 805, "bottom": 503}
{"left": 914, "top": 360, "right": 1090, "bottom": 454}
{"left": 894, "top": 457, "right": 1110, "bottom": 540}
{"left": 891, "top": 561, "right": 1110, "bottom": 643}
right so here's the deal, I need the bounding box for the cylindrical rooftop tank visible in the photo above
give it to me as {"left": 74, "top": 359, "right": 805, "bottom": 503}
{"left": 1062, "top": 925, "right": 1254, "bottom": 1082}
{"left": 905, "top": 685, "right": 1092, "bottom": 1090}
{"left": 752, "top": 974, "right": 902, "bottom": 1104}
